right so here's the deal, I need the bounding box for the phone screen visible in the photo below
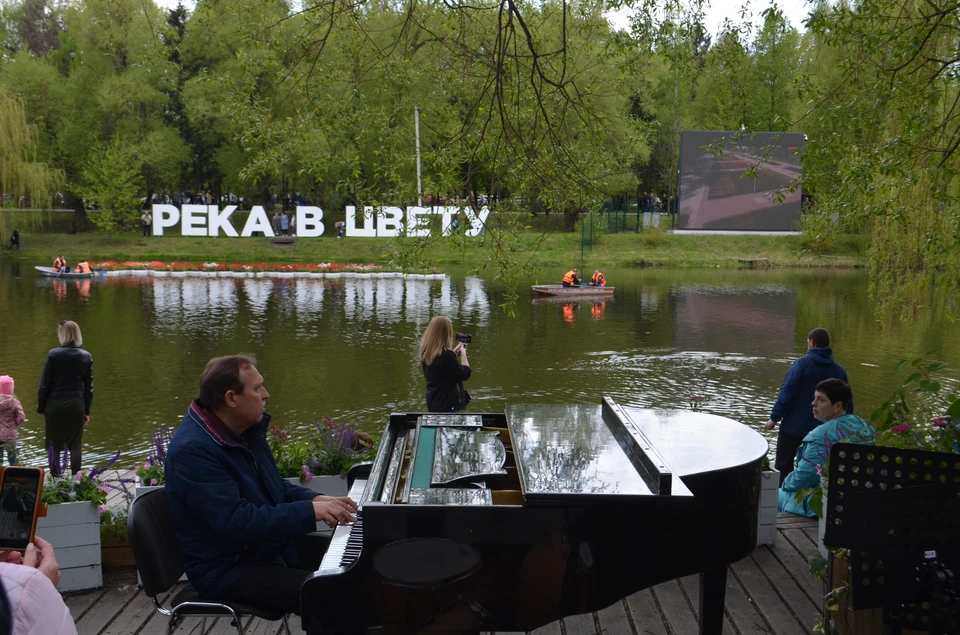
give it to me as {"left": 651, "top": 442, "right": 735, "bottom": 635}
{"left": 0, "top": 469, "right": 41, "bottom": 550}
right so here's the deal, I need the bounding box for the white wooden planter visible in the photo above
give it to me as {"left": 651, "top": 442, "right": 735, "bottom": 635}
{"left": 285, "top": 474, "right": 348, "bottom": 497}
{"left": 36, "top": 501, "right": 102, "bottom": 592}
{"left": 757, "top": 468, "right": 780, "bottom": 545}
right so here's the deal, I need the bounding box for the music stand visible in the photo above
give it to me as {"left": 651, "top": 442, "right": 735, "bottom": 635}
{"left": 822, "top": 444, "right": 960, "bottom": 634}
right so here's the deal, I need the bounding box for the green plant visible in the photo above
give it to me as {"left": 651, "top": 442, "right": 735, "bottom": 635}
{"left": 100, "top": 507, "right": 128, "bottom": 544}
{"left": 798, "top": 208, "right": 838, "bottom": 256}
{"left": 135, "top": 426, "right": 174, "bottom": 486}
{"left": 269, "top": 426, "right": 313, "bottom": 479}
{"left": 303, "top": 417, "right": 377, "bottom": 478}
{"left": 41, "top": 446, "right": 117, "bottom": 506}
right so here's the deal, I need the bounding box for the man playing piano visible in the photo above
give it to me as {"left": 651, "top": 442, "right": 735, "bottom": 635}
{"left": 165, "top": 354, "right": 358, "bottom": 616}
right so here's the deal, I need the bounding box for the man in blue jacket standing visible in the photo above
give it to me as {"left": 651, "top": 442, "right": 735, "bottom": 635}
{"left": 765, "top": 328, "right": 852, "bottom": 485}
{"left": 165, "top": 355, "right": 358, "bottom": 616}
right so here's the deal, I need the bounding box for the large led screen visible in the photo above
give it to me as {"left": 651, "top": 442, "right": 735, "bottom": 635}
{"left": 677, "top": 131, "right": 803, "bottom": 231}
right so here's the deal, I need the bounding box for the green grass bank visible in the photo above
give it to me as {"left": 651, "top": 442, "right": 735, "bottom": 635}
{"left": 1, "top": 227, "right": 869, "bottom": 269}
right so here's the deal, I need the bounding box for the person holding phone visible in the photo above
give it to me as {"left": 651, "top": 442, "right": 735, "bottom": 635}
{"left": 418, "top": 316, "right": 471, "bottom": 413}
{"left": 37, "top": 321, "right": 93, "bottom": 475}
{"left": 0, "top": 537, "right": 78, "bottom": 634}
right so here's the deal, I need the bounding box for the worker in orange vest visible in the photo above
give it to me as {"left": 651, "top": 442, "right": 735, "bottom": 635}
{"left": 77, "top": 261, "right": 92, "bottom": 274}
{"left": 590, "top": 270, "right": 606, "bottom": 287}
{"left": 53, "top": 255, "right": 67, "bottom": 273}
{"left": 561, "top": 269, "right": 580, "bottom": 287}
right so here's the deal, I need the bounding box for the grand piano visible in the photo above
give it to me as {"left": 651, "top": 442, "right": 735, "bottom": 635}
{"left": 301, "top": 398, "right": 768, "bottom": 634}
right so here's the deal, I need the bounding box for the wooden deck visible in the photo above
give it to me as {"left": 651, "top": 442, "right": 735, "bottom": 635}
{"left": 67, "top": 513, "right": 823, "bottom": 635}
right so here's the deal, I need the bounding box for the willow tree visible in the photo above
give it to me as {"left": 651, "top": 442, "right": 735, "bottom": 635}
{"left": 0, "top": 87, "right": 63, "bottom": 236}
{"left": 799, "top": 0, "right": 960, "bottom": 317}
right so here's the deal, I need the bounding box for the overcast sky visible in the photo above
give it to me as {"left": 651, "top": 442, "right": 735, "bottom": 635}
{"left": 152, "top": 0, "right": 812, "bottom": 38}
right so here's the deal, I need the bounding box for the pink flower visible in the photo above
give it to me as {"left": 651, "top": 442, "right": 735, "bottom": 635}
{"left": 97, "top": 485, "right": 109, "bottom": 493}
{"left": 816, "top": 464, "right": 822, "bottom": 476}
{"left": 98, "top": 506, "right": 108, "bottom": 514}
{"left": 891, "top": 424, "right": 911, "bottom": 433}
{"left": 75, "top": 471, "right": 84, "bottom": 481}
{"left": 301, "top": 465, "right": 313, "bottom": 483}
{"left": 143, "top": 461, "right": 152, "bottom": 469}
{"left": 150, "top": 478, "right": 158, "bottom": 486}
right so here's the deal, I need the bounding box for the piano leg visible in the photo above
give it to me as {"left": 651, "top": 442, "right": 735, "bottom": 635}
{"left": 699, "top": 566, "right": 727, "bottom": 635}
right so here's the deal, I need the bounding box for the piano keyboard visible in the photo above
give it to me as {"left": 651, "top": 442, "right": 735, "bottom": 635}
{"left": 316, "top": 478, "right": 367, "bottom": 575}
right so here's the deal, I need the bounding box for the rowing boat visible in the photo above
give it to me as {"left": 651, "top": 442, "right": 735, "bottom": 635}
{"left": 531, "top": 284, "right": 614, "bottom": 297}
{"left": 35, "top": 266, "right": 96, "bottom": 279}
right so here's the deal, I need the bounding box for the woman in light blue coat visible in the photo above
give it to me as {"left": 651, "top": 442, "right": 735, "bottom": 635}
{"left": 778, "top": 379, "right": 876, "bottom": 518}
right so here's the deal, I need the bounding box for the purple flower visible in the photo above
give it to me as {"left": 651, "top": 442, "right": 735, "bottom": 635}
{"left": 301, "top": 465, "right": 313, "bottom": 483}
{"left": 75, "top": 471, "right": 84, "bottom": 481}
{"left": 98, "top": 505, "right": 108, "bottom": 514}
{"left": 932, "top": 416, "right": 951, "bottom": 428}
{"left": 891, "top": 424, "right": 911, "bottom": 433}
{"left": 97, "top": 485, "right": 109, "bottom": 493}
{"left": 150, "top": 478, "right": 158, "bottom": 486}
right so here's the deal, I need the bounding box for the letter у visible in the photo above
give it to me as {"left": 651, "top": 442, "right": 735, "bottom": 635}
{"left": 464, "top": 206, "right": 490, "bottom": 236}
{"left": 208, "top": 206, "right": 239, "bottom": 237}
{"left": 345, "top": 206, "right": 376, "bottom": 237}
{"left": 241, "top": 206, "right": 275, "bottom": 237}
{"left": 152, "top": 204, "right": 180, "bottom": 236}
{"left": 296, "top": 206, "right": 325, "bottom": 237}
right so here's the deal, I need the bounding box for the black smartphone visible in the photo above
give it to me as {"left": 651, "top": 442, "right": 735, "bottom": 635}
{"left": 0, "top": 467, "right": 44, "bottom": 551}
{"left": 455, "top": 332, "right": 473, "bottom": 344}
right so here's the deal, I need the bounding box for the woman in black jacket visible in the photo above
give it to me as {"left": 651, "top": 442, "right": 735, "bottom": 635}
{"left": 37, "top": 321, "right": 93, "bottom": 474}
{"left": 418, "top": 316, "right": 471, "bottom": 412}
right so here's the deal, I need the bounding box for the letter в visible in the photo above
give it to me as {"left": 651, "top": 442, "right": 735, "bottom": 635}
{"left": 377, "top": 206, "right": 404, "bottom": 237}
{"left": 296, "top": 206, "right": 325, "bottom": 237}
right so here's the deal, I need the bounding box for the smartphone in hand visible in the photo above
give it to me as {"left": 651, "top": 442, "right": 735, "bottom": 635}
{"left": 0, "top": 467, "right": 45, "bottom": 551}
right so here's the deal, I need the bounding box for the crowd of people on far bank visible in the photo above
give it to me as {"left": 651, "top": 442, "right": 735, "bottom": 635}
{"left": 0, "top": 309, "right": 873, "bottom": 633}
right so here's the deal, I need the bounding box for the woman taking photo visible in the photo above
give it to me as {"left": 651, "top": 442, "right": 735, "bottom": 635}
{"left": 37, "top": 321, "right": 93, "bottom": 474}
{"left": 418, "top": 316, "right": 471, "bottom": 412}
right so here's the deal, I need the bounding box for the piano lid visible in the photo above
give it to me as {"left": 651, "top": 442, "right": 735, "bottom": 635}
{"left": 506, "top": 402, "right": 694, "bottom": 503}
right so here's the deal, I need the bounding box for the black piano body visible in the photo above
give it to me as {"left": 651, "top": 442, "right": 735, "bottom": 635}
{"left": 301, "top": 398, "right": 767, "bottom": 634}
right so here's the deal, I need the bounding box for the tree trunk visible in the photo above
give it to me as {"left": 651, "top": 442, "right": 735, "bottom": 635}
{"left": 71, "top": 196, "right": 88, "bottom": 233}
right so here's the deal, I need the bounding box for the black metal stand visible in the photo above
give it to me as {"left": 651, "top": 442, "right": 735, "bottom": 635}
{"left": 823, "top": 444, "right": 960, "bottom": 633}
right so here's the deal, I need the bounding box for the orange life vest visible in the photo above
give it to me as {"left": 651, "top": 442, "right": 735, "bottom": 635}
{"left": 562, "top": 270, "right": 578, "bottom": 285}
{"left": 77, "top": 261, "right": 91, "bottom": 274}
{"left": 53, "top": 257, "right": 66, "bottom": 272}
{"left": 592, "top": 272, "right": 605, "bottom": 287}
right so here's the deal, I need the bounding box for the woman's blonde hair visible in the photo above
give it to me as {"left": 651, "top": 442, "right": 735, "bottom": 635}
{"left": 418, "top": 316, "right": 453, "bottom": 365}
{"left": 58, "top": 320, "right": 82, "bottom": 346}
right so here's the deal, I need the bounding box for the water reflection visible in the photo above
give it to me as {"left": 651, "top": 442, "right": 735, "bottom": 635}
{"left": 2, "top": 264, "right": 960, "bottom": 470}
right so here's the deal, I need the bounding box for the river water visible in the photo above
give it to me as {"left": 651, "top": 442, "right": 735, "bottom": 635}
{"left": 1, "top": 260, "right": 958, "bottom": 469}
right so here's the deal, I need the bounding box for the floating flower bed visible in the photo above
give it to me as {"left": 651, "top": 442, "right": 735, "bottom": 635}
{"left": 91, "top": 260, "right": 385, "bottom": 272}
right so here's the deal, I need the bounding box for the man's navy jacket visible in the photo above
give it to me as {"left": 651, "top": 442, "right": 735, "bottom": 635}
{"left": 770, "top": 346, "right": 852, "bottom": 438}
{"left": 165, "top": 400, "right": 318, "bottom": 599}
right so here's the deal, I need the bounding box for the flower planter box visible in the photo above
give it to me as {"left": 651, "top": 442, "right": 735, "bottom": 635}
{"left": 36, "top": 501, "right": 102, "bottom": 592}
{"left": 757, "top": 467, "right": 780, "bottom": 545}
{"left": 101, "top": 538, "right": 136, "bottom": 568}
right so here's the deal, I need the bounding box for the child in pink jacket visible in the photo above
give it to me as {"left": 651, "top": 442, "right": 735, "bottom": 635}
{"left": 0, "top": 375, "right": 25, "bottom": 466}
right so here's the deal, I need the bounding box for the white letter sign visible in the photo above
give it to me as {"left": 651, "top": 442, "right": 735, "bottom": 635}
{"left": 296, "top": 206, "right": 325, "bottom": 237}
{"left": 241, "top": 206, "right": 275, "bottom": 237}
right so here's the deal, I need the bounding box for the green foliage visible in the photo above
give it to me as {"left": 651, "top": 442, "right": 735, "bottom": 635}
{"left": 268, "top": 426, "right": 313, "bottom": 479}
{"left": 869, "top": 354, "right": 960, "bottom": 453}
{"left": 798, "top": 209, "right": 838, "bottom": 257}
{"left": 76, "top": 138, "right": 145, "bottom": 232}
{"left": 41, "top": 470, "right": 109, "bottom": 506}
{"left": 100, "top": 507, "right": 128, "bottom": 544}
